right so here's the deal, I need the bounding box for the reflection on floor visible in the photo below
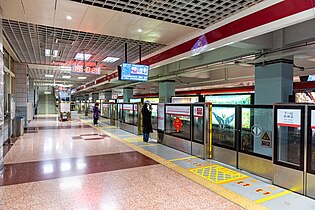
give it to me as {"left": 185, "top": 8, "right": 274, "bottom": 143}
{"left": 0, "top": 114, "right": 242, "bottom": 209}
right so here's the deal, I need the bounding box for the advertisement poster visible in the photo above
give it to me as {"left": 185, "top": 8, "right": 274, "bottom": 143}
{"left": 277, "top": 109, "right": 301, "bottom": 128}
{"left": 205, "top": 94, "right": 252, "bottom": 105}
{"left": 212, "top": 107, "right": 235, "bottom": 129}
{"left": 157, "top": 103, "right": 165, "bottom": 131}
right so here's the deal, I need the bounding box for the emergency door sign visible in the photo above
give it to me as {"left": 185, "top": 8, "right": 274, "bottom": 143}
{"left": 173, "top": 116, "right": 183, "bottom": 132}
{"left": 277, "top": 109, "right": 301, "bottom": 128}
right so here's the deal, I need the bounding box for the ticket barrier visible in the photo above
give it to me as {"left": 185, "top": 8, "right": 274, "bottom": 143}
{"left": 157, "top": 103, "right": 211, "bottom": 159}
{"left": 119, "top": 103, "right": 142, "bottom": 135}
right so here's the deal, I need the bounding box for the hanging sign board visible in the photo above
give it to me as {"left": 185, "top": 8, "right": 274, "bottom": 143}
{"left": 72, "top": 66, "right": 100, "bottom": 75}
{"left": 277, "top": 109, "right": 301, "bottom": 128}
{"left": 157, "top": 103, "right": 165, "bottom": 131}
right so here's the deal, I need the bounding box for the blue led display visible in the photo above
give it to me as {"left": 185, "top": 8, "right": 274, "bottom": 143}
{"left": 120, "top": 63, "right": 149, "bottom": 82}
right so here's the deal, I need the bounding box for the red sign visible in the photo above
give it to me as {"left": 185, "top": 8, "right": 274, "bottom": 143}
{"left": 173, "top": 116, "right": 183, "bottom": 132}
{"left": 71, "top": 66, "right": 100, "bottom": 75}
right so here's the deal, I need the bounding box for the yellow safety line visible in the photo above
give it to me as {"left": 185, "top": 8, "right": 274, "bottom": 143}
{"left": 80, "top": 119, "right": 268, "bottom": 210}
{"left": 169, "top": 156, "right": 198, "bottom": 162}
{"left": 138, "top": 144, "right": 162, "bottom": 147}
{"left": 255, "top": 190, "right": 291, "bottom": 204}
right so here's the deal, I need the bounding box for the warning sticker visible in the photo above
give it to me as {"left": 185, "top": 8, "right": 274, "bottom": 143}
{"left": 261, "top": 131, "right": 271, "bottom": 147}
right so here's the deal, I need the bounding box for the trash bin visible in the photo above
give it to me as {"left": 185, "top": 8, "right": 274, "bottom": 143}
{"left": 15, "top": 116, "right": 25, "bottom": 137}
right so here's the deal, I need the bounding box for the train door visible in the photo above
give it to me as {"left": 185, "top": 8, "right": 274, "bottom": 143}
{"left": 273, "top": 104, "right": 306, "bottom": 194}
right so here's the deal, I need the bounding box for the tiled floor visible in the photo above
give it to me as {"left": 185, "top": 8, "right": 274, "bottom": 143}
{"left": 0, "top": 115, "right": 243, "bottom": 209}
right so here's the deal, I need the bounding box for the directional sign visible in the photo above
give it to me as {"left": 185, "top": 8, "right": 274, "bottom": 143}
{"left": 251, "top": 124, "right": 262, "bottom": 137}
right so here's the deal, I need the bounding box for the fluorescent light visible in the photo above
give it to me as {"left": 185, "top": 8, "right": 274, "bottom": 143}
{"left": 45, "top": 49, "right": 51, "bottom": 56}
{"left": 60, "top": 66, "right": 71, "bottom": 71}
{"left": 66, "top": 15, "right": 72, "bottom": 20}
{"left": 75, "top": 53, "right": 92, "bottom": 60}
{"left": 137, "top": 28, "right": 143, "bottom": 33}
{"left": 102, "top": 57, "right": 120, "bottom": 63}
{"left": 62, "top": 75, "right": 71, "bottom": 79}
{"left": 78, "top": 76, "right": 87, "bottom": 80}
{"left": 45, "top": 74, "right": 54, "bottom": 78}
{"left": 44, "top": 91, "right": 51, "bottom": 94}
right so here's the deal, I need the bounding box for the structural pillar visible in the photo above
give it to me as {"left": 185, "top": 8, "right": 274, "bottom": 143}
{"left": 92, "top": 93, "right": 99, "bottom": 102}
{"left": 105, "top": 91, "right": 112, "bottom": 102}
{"left": 159, "top": 80, "right": 175, "bottom": 103}
{"left": 15, "top": 63, "right": 29, "bottom": 127}
{"left": 255, "top": 60, "right": 294, "bottom": 104}
{"left": 123, "top": 88, "right": 133, "bottom": 103}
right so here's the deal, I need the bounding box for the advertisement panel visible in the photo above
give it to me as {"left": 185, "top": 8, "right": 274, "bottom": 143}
{"left": 157, "top": 103, "right": 165, "bottom": 131}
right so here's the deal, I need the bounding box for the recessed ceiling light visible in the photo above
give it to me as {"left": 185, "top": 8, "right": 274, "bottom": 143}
{"left": 62, "top": 75, "right": 71, "bottom": 79}
{"left": 75, "top": 53, "right": 92, "bottom": 61}
{"left": 102, "top": 57, "right": 120, "bottom": 63}
{"left": 44, "top": 91, "right": 51, "bottom": 94}
{"left": 60, "top": 66, "right": 71, "bottom": 71}
{"left": 137, "top": 28, "right": 143, "bottom": 33}
{"left": 45, "top": 74, "right": 54, "bottom": 78}
{"left": 78, "top": 76, "right": 87, "bottom": 80}
{"left": 52, "top": 50, "right": 59, "bottom": 57}
{"left": 66, "top": 16, "right": 72, "bottom": 20}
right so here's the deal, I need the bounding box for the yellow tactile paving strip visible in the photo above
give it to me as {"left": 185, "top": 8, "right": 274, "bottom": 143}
{"left": 190, "top": 165, "right": 248, "bottom": 184}
{"left": 80, "top": 119, "right": 268, "bottom": 210}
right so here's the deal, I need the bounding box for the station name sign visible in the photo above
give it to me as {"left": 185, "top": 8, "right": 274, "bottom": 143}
{"left": 71, "top": 66, "right": 100, "bottom": 75}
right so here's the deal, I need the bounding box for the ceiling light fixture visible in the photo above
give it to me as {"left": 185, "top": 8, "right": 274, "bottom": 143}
{"left": 52, "top": 50, "right": 59, "bottom": 57}
{"left": 75, "top": 53, "right": 92, "bottom": 61}
{"left": 45, "top": 74, "right": 54, "bottom": 78}
{"left": 66, "top": 15, "right": 72, "bottom": 20}
{"left": 60, "top": 66, "right": 71, "bottom": 71}
{"left": 62, "top": 75, "right": 71, "bottom": 79}
{"left": 102, "top": 57, "right": 120, "bottom": 63}
{"left": 78, "top": 76, "right": 87, "bottom": 80}
{"left": 137, "top": 28, "right": 143, "bottom": 33}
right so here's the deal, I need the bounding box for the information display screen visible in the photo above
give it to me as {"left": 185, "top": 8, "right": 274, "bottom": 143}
{"left": 71, "top": 66, "right": 100, "bottom": 75}
{"left": 119, "top": 63, "right": 149, "bottom": 82}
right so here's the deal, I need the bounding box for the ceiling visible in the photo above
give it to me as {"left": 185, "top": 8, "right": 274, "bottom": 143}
{"left": 2, "top": 0, "right": 201, "bottom": 45}
{"left": 71, "top": 0, "right": 264, "bottom": 29}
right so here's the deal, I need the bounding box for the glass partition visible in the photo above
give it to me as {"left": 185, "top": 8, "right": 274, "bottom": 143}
{"left": 274, "top": 106, "right": 304, "bottom": 170}
{"left": 151, "top": 104, "right": 158, "bottom": 130}
{"left": 102, "top": 104, "right": 111, "bottom": 118}
{"left": 165, "top": 105, "right": 191, "bottom": 140}
{"left": 212, "top": 105, "right": 236, "bottom": 149}
{"left": 308, "top": 107, "right": 315, "bottom": 174}
{"left": 123, "top": 104, "right": 134, "bottom": 125}
{"left": 113, "top": 104, "right": 118, "bottom": 120}
{"left": 192, "top": 105, "right": 204, "bottom": 144}
{"left": 118, "top": 104, "right": 123, "bottom": 122}
{"left": 240, "top": 106, "right": 273, "bottom": 158}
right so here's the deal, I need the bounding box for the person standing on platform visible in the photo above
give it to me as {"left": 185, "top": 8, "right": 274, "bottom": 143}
{"left": 142, "top": 100, "right": 153, "bottom": 142}
{"left": 93, "top": 102, "right": 100, "bottom": 126}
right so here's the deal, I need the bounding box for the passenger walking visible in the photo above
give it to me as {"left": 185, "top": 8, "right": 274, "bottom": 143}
{"left": 142, "top": 100, "right": 153, "bottom": 142}
{"left": 93, "top": 102, "right": 100, "bottom": 126}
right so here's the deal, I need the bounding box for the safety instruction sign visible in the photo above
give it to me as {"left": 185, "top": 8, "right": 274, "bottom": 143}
{"left": 261, "top": 131, "right": 271, "bottom": 147}
{"left": 277, "top": 109, "right": 301, "bottom": 128}
{"left": 193, "top": 107, "right": 203, "bottom": 117}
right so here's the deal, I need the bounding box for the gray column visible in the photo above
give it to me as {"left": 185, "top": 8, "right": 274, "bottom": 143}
{"left": 255, "top": 60, "right": 294, "bottom": 104}
{"left": 105, "top": 91, "right": 112, "bottom": 102}
{"left": 15, "top": 63, "right": 29, "bottom": 127}
{"left": 92, "top": 93, "right": 99, "bottom": 102}
{"left": 28, "top": 79, "right": 35, "bottom": 117}
{"left": 159, "top": 80, "right": 175, "bottom": 103}
{"left": 123, "top": 88, "right": 133, "bottom": 102}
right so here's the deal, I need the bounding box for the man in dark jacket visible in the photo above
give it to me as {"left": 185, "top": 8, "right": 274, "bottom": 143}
{"left": 142, "top": 100, "right": 153, "bottom": 142}
{"left": 93, "top": 102, "right": 100, "bottom": 126}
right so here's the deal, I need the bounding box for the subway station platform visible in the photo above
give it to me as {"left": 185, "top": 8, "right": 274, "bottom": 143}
{"left": 0, "top": 115, "right": 314, "bottom": 209}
